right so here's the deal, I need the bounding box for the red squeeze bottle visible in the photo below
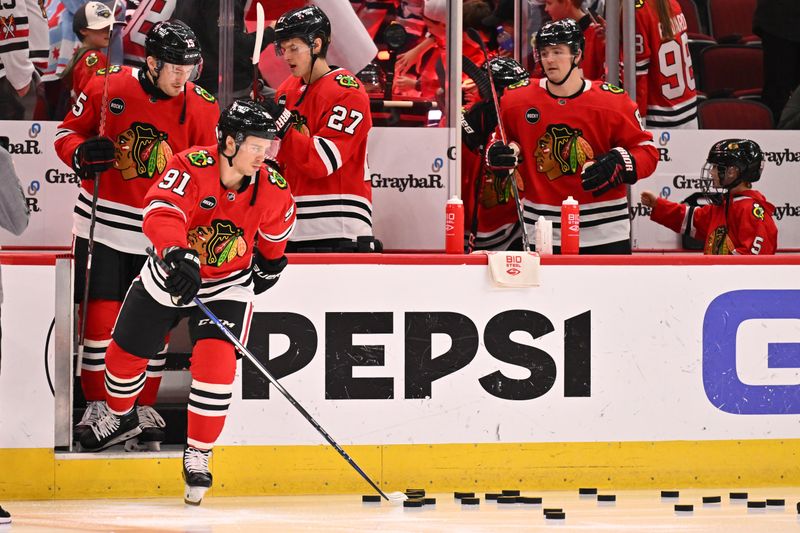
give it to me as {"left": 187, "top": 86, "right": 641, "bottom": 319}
{"left": 445, "top": 196, "right": 464, "bottom": 254}
{"left": 560, "top": 196, "right": 580, "bottom": 254}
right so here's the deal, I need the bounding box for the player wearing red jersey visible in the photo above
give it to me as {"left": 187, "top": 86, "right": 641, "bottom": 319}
{"left": 486, "top": 19, "right": 658, "bottom": 253}
{"left": 633, "top": 0, "right": 698, "bottom": 128}
{"left": 462, "top": 57, "right": 530, "bottom": 250}
{"left": 78, "top": 100, "right": 295, "bottom": 506}
{"left": 642, "top": 139, "right": 777, "bottom": 255}
{"left": 54, "top": 20, "right": 220, "bottom": 451}
{"left": 543, "top": 0, "right": 606, "bottom": 81}
{"left": 264, "top": 5, "right": 376, "bottom": 253}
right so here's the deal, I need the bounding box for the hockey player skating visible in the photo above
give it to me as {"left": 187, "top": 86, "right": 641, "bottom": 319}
{"left": 264, "top": 5, "right": 377, "bottom": 253}
{"left": 78, "top": 99, "right": 296, "bottom": 505}
{"left": 641, "top": 139, "right": 778, "bottom": 254}
{"left": 485, "top": 19, "right": 658, "bottom": 253}
{"left": 55, "top": 20, "right": 220, "bottom": 450}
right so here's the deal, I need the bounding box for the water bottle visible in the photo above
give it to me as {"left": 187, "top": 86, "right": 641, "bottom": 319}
{"left": 496, "top": 25, "right": 513, "bottom": 53}
{"left": 560, "top": 196, "right": 580, "bottom": 255}
{"left": 535, "top": 216, "right": 553, "bottom": 255}
{"left": 445, "top": 196, "right": 464, "bottom": 254}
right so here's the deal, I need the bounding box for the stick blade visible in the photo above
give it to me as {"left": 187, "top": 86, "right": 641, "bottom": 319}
{"left": 253, "top": 3, "right": 265, "bottom": 65}
{"left": 385, "top": 491, "right": 409, "bottom": 503}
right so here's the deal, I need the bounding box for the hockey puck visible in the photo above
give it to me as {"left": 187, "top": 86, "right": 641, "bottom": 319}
{"left": 702, "top": 496, "right": 721, "bottom": 504}
{"left": 497, "top": 496, "right": 518, "bottom": 504}
{"left": 579, "top": 487, "right": 598, "bottom": 495}
{"left": 730, "top": 492, "right": 748, "bottom": 500}
{"left": 747, "top": 501, "right": 767, "bottom": 508}
{"left": 545, "top": 512, "right": 566, "bottom": 520}
{"left": 485, "top": 493, "right": 502, "bottom": 500}
{"left": 661, "top": 490, "right": 680, "bottom": 498}
{"left": 362, "top": 495, "right": 381, "bottom": 503}
{"left": 403, "top": 499, "right": 424, "bottom": 508}
{"left": 454, "top": 491, "right": 475, "bottom": 499}
{"left": 518, "top": 496, "right": 542, "bottom": 504}
{"left": 597, "top": 494, "right": 616, "bottom": 502}
{"left": 423, "top": 497, "right": 436, "bottom": 505}
{"left": 796, "top": 501, "right": 800, "bottom": 514}
{"left": 766, "top": 499, "right": 785, "bottom": 506}
{"left": 543, "top": 508, "right": 562, "bottom": 514}
{"left": 502, "top": 489, "right": 521, "bottom": 496}
{"left": 461, "top": 497, "right": 480, "bottom": 505}
{"left": 674, "top": 504, "right": 694, "bottom": 512}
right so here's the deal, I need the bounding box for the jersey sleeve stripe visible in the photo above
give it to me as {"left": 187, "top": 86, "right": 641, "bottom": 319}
{"left": 55, "top": 128, "right": 77, "bottom": 141}
{"left": 142, "top": 200, "right": 187, "bottom": 223}
{"left": 259, "top": 219, "right": 295, "bottom": 242}
{"left": 313, "top": 136, "right": 342, "bottom": 175}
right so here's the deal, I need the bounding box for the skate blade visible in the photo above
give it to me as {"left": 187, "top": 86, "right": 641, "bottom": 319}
{"left": 184, "top": 485, "right": 209, "bottom": 506}
{"left": 124, "top": 439, "right": 162, "bottom": 452}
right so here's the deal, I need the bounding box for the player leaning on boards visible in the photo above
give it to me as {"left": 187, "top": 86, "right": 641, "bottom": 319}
{"left": 78, "top": 99, "right": 296, "bottom": 505}
{"left": 54, "top": 20, "right": 220, "bottom": 451}
{"left": 641, "top": 139, "right": 778, "bottom": 254}
{"left": 262, "top": 5, "right": 377, "bottom": 253}
{"left": 485, "top": 19, "right": 658, "bottom": 253}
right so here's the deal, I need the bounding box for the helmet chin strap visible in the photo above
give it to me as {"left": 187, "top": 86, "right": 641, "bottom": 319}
{"left": 546, "top": 55, "right": 580, "bottom": 86}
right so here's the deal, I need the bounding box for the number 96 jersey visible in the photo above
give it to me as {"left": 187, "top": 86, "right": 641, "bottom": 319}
{"left": 275, "top": 67, "right": 373, "bottom": 243}
{"left": 140, "top": 145, "right": 296, "bottom": 307}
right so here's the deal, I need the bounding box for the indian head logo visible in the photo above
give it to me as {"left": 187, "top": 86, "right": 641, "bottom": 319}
{"left": 113, "top": 122, "right": 173, "bottom": 180}
{"left": 535, "top": 124, "right": 594, "bottom": 181}
{"left": 480, "top": 168, "right": 524, "bottom": 209}
{"left": 187, "top": 220, "right": 247, "bottom": 267}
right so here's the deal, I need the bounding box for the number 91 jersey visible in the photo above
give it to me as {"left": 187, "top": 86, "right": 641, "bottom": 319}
{"left": 140, "top": 146, "right": 296, "bottom": 306}
{"left": 275, "top": 67, "right": 373, "bottom": 242}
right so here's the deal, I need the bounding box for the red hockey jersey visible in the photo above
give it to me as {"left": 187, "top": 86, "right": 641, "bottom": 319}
{"left": 70, "top": 49, "right": 109, "bottom": 100}
{"left": 275, "top": 67, "right": 373, "bottom": 243}
{"left": 578, "top": 14, "right": 605, "bottom": 81}
{"left": 491, "top": 78, "right": 658, "bottom": 249}
{"left": 54, "top": 67, "right": 220, "bottom": 255}
{"left": 634, "top": 0, "right": 698, "bottom": 127}
{"left": 140, "top": 146, "right": 296, "bottom": 306}
{"left": 650, "top": 190, "right": 777, "bottom": 255}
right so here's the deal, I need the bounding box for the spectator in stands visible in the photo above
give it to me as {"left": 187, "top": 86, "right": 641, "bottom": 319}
{"left": 543, "top": 0, "right": 606, "bottom": 80}
{"left": 631, "top": 0, "right": 698, "bottom": 128}
{"left": 778, "top": 83, "right": 800, "bottom": 129}
{"left": 641, "top": 139, "right": 777, "bottom": 255}
{"left": 61, "top": 2, "right": 126, "bottom": 103}
{"left": 174, "top": 0, "right": 268, "bottom": 98}
{"left": 753, "top": 0, "right": 800, "bottom": 123}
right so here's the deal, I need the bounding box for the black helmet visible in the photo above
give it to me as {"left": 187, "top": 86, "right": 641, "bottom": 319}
{"left": 217, "top": 99, "right": 278, "bottom": 147}
{"left": 534, "top": 19, "right": 584, "bottom": 56}
{"left": 356, "top": 62, "right": 386, "bottom": 95}
{"left": 485, "top": 57, "right": 529, "bottom": 92}
{"left": 145, "top": 20, "right": 202, "bottom": 65}
{"left": 274, "top": 5, "right": 332, "bottom": 56}
{"left": 706, "top": 138, "right": 764, "bottom": 186}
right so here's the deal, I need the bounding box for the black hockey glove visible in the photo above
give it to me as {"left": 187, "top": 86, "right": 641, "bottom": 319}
{"left": 72, "top": 136, "right": 115, "bottom": 179}
{"left": 581, "top": 147, "right": 637, "bottom": 197}
{"left": 485, "top": 141, "right": 522, "bottom": 170}
{"left": 462, "top": 100, "right": 497, "bottom": 152}
{"left": 163, "top": 247, "right": 201, "bottom": 306}
{"left": 262, "top": 95, "right": 295, "bottom": 139}
{"left": 252, "top": 251, "right": 287, "bottom": 295}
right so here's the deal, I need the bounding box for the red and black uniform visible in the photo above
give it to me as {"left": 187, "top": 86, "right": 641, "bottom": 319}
{"left": 53, "top": 66, "right": 220, "bottom": 402}
{"left": 491, "top": 78, "right": 658, "bottom": 251}
{"left": 633, "top": 0, "right": 698, "bottom": 128}
{"left": 104, "top": 146, "right": 296, "bottom": 449}
{"left": 276, "top": 67, "right": 373, "bottom": 246}
{"left": 650, "top": 190, "right": 777, "bottom": 254}
{"left": 70, "top": 49, "right": 110, "bottom": 100}
{"left": 578, "top": 14, "right": 605, "bottom": 81}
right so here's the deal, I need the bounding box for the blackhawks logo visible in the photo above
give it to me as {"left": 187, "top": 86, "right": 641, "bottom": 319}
{"left": 186, "top": 150, "right": 215, "bottom": 167}
{"left": 96, "top": 65, "right": 122, "bottom": 76}
{"left": 635, "top": 0, "right": 645, "bottom": 8}
{"left": 187, "top": 219, "right": 247, "bottom": 267}
{"left": 707, "top": 226, "right": 734, "bottom": 255}
{"left": 267, "top": 166, "right": 287, "bottom": 189}
{"left": 193, "top": 85, "right": 216, "bottom": 103}
{"left": 480, "top": 168, "right": 525, "bottom": 209}
{"left": 600, "top": 83, "right": 625, "bottom": 94}
{"left": 752, "top": 202, "right": 765, "bottom": 220}
{"left": 85, "top": 53, "right": 99, "bottom": 67}
{"left": 335, "top": 74, "right": 360, "bottom": 89}
{"left": 535, "top": 124, "right": 594, "bottom": 181}
{"left": 508, "top": 79, "right": 530, "bottom": 90}
{"left": 113, "top": 122, "right": 173, "bottom": 180}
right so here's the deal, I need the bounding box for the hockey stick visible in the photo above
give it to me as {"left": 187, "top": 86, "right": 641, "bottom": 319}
{"left": 465, "top": 28, "right": 530, "bottom": 251}
{"left": 145, "top": 247, "right": 407, "bottom": 503}
{"left": 252, "top": 3, "right": 265, "bottom": 102}
{"left": 77, "top": 0, "right": 120, "bottom": 376}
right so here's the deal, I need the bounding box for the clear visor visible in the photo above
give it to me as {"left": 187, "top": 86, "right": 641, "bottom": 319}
{"left": 276, "top": 40, "right": 311, "bottom": 57}
{"left": 160, "top": 60, "right": 203, "bottom": 82}
{"left": 240, "top": 138, "right": 281, "bottom": 161}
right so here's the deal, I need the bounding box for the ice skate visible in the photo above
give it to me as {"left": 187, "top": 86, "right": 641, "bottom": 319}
{"left": 124, "top": 405, "right": 166, "bottom": 452}
{"left": 0, "top": 504, "right": 10, "bottom": 525}
{"left": 183, "top": 446, "right": 212, "bottom": 505}
{"left": 74, "top": 401, "right": 108, "bottom": 441}
{"left": 79, "top": 408, "right": 141, "bottom": 452}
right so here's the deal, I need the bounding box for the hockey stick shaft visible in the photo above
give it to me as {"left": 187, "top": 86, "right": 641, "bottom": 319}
{"left": 252, "top": 3, "right": 265, "bottom": 102}
{"left": 145, "top": 247, "right": 394, "bottom": 501}
{"left": 77, "top": 1, "right": 119, "bottom": 376}
{"left": 465, "top": 28, "right": 530, "bottom": 251}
